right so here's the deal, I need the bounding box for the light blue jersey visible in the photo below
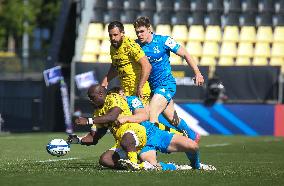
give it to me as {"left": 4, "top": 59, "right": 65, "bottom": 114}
{"left": 125, "top": 95, "right": 200, "bottom": 169}
{"left": 126, "top": 96, "right": 174, "bottom": 153}
{"left": 136, "top": 34, "right": 181, "bottom": 90}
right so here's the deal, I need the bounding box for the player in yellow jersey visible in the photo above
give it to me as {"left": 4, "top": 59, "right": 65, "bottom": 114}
{"left": 74, "top": 84, "right": 149, "bottom": 169}
{"left": 101, "top": 21, "right": 152, "bottom": 106}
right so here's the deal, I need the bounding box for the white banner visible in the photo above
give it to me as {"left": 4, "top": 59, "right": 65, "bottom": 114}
{"left": 75, "top": 71, "right": 98, "bottom": 89}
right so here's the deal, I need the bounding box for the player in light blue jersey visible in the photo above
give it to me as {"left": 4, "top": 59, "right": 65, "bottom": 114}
{"left": 133, "top": 17, "right": 205, "bottom": 168}
{"left": 112, "top": 87, "right": 215, "bottom": 171}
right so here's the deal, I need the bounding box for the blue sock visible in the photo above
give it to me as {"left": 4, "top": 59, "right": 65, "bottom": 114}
{"left": 159, "top": 162, "right": 177, "bottom": 171}
{"left": 177, "top": 118, "right": 197, "bottom": 141}
{"left": 186, "top": 151, "right": 200, "bottom": 169}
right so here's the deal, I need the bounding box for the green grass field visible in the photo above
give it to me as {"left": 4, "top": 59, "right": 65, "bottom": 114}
{"left": 0, "top": 133, "right": 284, "bottom": 186}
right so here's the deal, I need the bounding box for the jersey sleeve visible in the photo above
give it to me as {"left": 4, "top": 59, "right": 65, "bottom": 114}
{"left": 164, "top": 36, "right": 181, "bottom": 53}
{"left": 128, "top": 39, "right": 146, "bottom": 62}
{"left": 126, "top": 96, "right": 144, "bottom": 112}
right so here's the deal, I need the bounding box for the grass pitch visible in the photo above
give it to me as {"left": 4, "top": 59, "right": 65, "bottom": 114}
{"left": 0, "top": 133, "right": 284, "bottom": 186}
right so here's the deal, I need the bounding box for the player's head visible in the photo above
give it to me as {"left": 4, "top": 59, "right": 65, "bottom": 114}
{"left": 108, "top": 86, "right": 125, "bottom": 97}
{"left": 133, "top": 16, "right": 152, "bottom": 43}
{"left": 87, "top": 84, "right": 107, "bottom": 108}
{"left": 108, "top": 21, "right": 124, "bottom": 48}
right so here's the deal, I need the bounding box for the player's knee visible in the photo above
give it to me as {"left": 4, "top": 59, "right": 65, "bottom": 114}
{"left": 185, "top": 140, "right": 199, "bottom": 152}
{"left": 191, "top": 142, "right": 199, "bottom": 152}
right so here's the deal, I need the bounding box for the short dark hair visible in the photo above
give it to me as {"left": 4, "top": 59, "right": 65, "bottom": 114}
{"left": 107, "top": 86, "right": 123, "bottom": 95}
{"left": 133, "top": 16, "right": 151, "bottom": 29}
{"left": 108, "top": 21, "right": 124, "bottom": 32}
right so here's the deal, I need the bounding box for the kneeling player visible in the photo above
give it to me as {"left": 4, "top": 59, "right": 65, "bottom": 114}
{"left": 74, "top": 84, "right": 148, "bottom": 168}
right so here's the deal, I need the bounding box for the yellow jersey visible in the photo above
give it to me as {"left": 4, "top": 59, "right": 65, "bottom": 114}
{"left": 92, "top": 93, "right": 147, "bottom": 148}
{"left": 110, "top": 36, "right": 151, "bottom": 104}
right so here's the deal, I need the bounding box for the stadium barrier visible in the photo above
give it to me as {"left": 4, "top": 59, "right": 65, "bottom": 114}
{"left": 215, "top": 66, "right": 281, "bottom": 103}
{"left": 159, "top": 103, "right": 284, "bottom": 137}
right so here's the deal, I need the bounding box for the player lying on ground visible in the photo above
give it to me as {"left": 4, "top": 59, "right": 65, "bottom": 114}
{"left": 70, "top": 85, "right": 215, "bottom": 171}
{"left": 71, "top": 84, "right": 195, "bottom": 170}
{"left": 110, "top": 87, "right": 215, "bottom": 171}
{"left": 74, "top": 84, "right": 148, "bottom": 168}
{"left": 73, "top": 84, "right": 179, "bottom": 170}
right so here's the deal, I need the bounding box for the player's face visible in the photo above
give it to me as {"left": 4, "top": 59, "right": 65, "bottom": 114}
{"left": 88, "top": 92, "right": 105, "bottom": 108}
{"left": 109, "top": 27, "right": 124, "bottom": 48}
{"left": 135, "top": 26, "right": 151, "bottom": 43}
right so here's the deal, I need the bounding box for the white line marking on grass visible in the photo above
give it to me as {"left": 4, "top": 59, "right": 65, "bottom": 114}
{"left": 205, "top": 143, "right": 230, "bottom": 147}
{"left": 263, "top": 138, "right": 282, "bottom": 142}
{"left": 36, "top": 157, "right": 79, "bottom": 163}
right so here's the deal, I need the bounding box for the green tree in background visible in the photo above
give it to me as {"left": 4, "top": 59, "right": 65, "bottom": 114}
{"left": 0, "top": 0, "right": 61, "bottom": 52}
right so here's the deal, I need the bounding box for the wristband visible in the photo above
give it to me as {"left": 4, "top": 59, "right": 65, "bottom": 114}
{"left": 87, "top": 118, "right": 94, "bottom": 125}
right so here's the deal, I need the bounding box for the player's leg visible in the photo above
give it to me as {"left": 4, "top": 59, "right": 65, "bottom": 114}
{"left": 99, "top": 149, "right": 122, "bottom": 169}
{"left": 140, "top": 150, "right": 177, "bottom": 171}
{"left": 167, "top": 134, "right": 200, "bottom": 169}
{"left": 162, "top": 100, "right": 199, "bottom": 142}
{"left": 149, "top": 93, "right": 168, "bottom": 123}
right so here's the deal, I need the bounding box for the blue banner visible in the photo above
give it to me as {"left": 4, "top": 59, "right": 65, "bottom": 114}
{"left": 178, "top": 103, "right": 274, "bottom": 136}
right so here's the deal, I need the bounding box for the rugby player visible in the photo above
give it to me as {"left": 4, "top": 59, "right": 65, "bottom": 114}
{"left": 133, "top": 16, "right": 205, "bottom": 169}
{"left": 74, "top": 84, "right": 148, "bottom": 169}
{"left": 101, "top": 21, "right": 151, "bottom": 106}
{"left": 112, "top": 87, "right": 215, "bottom": 171}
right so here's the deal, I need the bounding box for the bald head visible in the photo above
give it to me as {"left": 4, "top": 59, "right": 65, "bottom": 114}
{"left": 87, "top": 84, "right": 107, "bottom": 107}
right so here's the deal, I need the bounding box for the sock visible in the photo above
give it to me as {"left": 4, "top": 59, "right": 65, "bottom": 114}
{"left": 186, "top": 151, "right": 200, "bottom": 169}
{"left": 159, "top": 162, "right": 177, "bottom": 171}
{"left": 177, "top": 119, "right": 197, "bottom": 141}
{"left": 127, "top": 151, "right": 138, "bottom": 164}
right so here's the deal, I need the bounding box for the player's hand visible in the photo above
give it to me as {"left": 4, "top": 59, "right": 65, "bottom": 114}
{"left": 136, "top": 87, "right": 144, "bottom": 99}
{"left": 75, "top": 117, "right": 88, "bottom": 125}
{"left": 194, "top": 73, "right": 204, "bottom": 86}
{"left": 117, "top": 117, "right": 127, "bottom": 125}
{"left": 67, "top": 134, "right": 80, "bottom": 144}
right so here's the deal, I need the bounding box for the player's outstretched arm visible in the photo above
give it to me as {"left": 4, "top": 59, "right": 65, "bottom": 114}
{"left": 75, "top": 107, "right": 122, "bottom": 126}
{"left": 175, "top": 46, "right": 204, "bottom": 86}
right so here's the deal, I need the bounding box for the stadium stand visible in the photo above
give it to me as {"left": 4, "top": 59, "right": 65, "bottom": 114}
{"left": 239, "top": 26, "right": 256, "bottom": 43}
{"left": 78, "top": 0, "right": 284, "bottom": 71}
{"left": 155, "top": 24, "right": 172, "bottom": 36}
{"left": 188, "top": 25, "right": 205, "bottom": 42}
{"left": 274, "top": 26, "right": 284, "bottom": 42}
{"left": 205, "top": 25, "right": 222, "bottom": 42}
{"left": 202, "top": 42, "right": 219, "bottom": 58}
{"left": 186, "top": 41, "right": 202, "bottom": 59}
{"left": 256, "top": 26, "right": 273, "bottom": 43}
{"left": 172, "top": 25, "right": 188, "bottom": 42}
{"left": 223, "top": 26, "right": 239, "bottom": 43}
{"left": 220, "top": 42, "right": 237, "bottom": 59}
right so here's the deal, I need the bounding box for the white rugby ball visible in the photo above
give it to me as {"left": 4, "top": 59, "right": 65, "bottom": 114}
{"left": 46, "top": 139, "right": 70, "bottom": 157}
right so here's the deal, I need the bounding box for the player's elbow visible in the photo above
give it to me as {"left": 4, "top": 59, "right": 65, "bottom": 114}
{"left": 147, "top": 62, "right": 152, "bottom": 72}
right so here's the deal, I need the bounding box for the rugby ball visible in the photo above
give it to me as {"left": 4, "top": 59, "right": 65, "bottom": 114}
{"left": 46, "top": 139, "right": 70, "bottom": 157}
